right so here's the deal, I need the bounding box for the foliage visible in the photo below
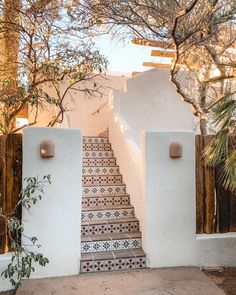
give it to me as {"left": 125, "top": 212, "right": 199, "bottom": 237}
{"left": 77, "top": 0, "right": 236, "bottom": 189}
{"left": 0, "top": 0, "right": 108, "bottom": 134}
{"left": 77, "top": 0, "right": 236, "bottom": 134}
{"left": 0, "top": 175, "right": 51, "bottom": 288}
{"left": 205, "top": 93, "right": 236, "bottom": 190}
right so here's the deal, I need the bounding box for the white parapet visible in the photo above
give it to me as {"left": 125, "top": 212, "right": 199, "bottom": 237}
{"left": 22, "top": 127, "right": 82, "bottom": 279}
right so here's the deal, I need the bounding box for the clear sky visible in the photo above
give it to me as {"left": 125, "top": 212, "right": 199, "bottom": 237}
{"left": 95, "top": 35, "right": 159, "bottom": 74}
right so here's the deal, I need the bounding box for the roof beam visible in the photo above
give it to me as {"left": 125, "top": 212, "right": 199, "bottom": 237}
{"left": 143, "top": 62, "right": 180, "bottom": 70}
{"left": 151, "top": 50, "right": 175, "bottom": 58}
{"left": 132, "top": 38, "right": 174, "bottom": 49}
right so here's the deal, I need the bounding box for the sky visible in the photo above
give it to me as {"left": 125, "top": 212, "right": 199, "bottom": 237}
{"left": 95, "top": 36, "right": 159, "bottom": 74}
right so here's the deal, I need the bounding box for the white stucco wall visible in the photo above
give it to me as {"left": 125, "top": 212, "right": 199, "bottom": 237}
{"left": 112, "top": 68, "right": 194, "bottom": 146}
{"left": 22, "top": 127, "right": 82, "bottom": 279}
{"left": 29, "top": 73, "right": 128, "bottom": 136}
{"left": 142, "top": 131, "right": 236, "bottom": 267}
{"left": 0, "top": 253, "right": 14, "bottom": 291}
{"left": 109, "top": 69, "right": 236, "bottom": 268}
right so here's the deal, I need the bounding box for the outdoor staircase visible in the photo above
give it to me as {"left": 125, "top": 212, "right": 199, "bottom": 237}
{"left": 80, "top": 136, "right": 146, "bottom": 273}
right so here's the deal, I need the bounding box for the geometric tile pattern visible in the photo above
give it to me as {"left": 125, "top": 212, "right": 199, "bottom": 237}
{"left": 83, "top": 158, "right": 116, "bottom": 166}
{"left": 83, "top": 143, "right": 111, "bottom": 151}
{"left": 81, "top": 207, "right": 135, "bottom": 221}
{"left": 83, "top": 184, "right": 126, "bottom": 196}
{"left": 83, "top": 150, "right": 114, "bottom": 158}
{"left": 80, "top": 136, "right": 146, "bottom": 273}
{"left": 81, "top": 219, "right": 139, "bottom": 236}
{"left": 82, "top": 175, "right": 123, "bottom": 185}
{"left": 83, "top": 136, "right": 109, "bottom": 144}
{"left": 82, "top": 195, "right": 130, "bottom": 207}
{"left": 82, "top": 166, "right": 120, "bottom": 176}
{"left": 81, "top": 237, "right": 141, "bottom": 253}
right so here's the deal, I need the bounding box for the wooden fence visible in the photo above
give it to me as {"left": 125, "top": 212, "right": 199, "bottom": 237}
{"left": 196, "top": 135, "right": 236, "bottom": 234}
{"left": 0, "top": 134, "right": 22, "bottom": 253}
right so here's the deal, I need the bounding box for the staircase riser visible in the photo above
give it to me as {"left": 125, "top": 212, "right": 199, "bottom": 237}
{"left": 81, "top": 238, "right": 141, "bottom": 253}
{"left": 83, "top": 185, "right": 126, "bottom": 196}
{"left": 82, "top": 196, "right": 130, "bottom": 207}
{"left": 82, "top": 208, "right": 135, "bottom": 221}
{"left": 83, "top": 151, "right": 113, "bottom": 158}
{"left": 83, "top": 158, "right": 116, "bottom": 166}
{"left": 83, "top": 143, "right": 111, "bottom": 151}
{"left": 82, "top": 166, "right": 119, "bottom": 176}
{"left": 82, "top": 175, "right": 123, "bottom": 186}
{"left": 81, "top": 221, "right": 139, "bottom": 236}
{"left": 83, "top": 137, "right": 109, "bottom": 144}
{"left": 80, "top": 256, "right": 146, "bottom": 273}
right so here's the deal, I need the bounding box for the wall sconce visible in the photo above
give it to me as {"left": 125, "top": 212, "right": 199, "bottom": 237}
{"left": 169, "top": 142, "right": 183, "bottom": 158}
{"left": 40, "top": 139, "right": 55, "bottom": 158}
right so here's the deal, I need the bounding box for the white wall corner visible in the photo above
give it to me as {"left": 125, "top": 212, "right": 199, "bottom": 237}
{"left": 0, "top": 253, "right": 14, "bottom": 292}
{"left": 22, "top": 127, "right": 82, "bottom": 279}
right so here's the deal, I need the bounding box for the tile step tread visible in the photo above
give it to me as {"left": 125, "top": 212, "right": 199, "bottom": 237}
{"left": 82, "top": 193, "right": 130, "bottom": 198}
{"left": 83, "top": 183, "right": 125, "bottom": 188}
{"left": 81, "top": 248, "right": 145, "bottom": 261}
{"left": 82, "top": 174, "right": 122, "bottom": 177}
{"left": 81, "top": 217, "right": 138, "bottom": 226}
{"left": 81, "top": 231, "right": 142, "bottom": 242}
{"left": 82, "top": 204, "right": 134, "bottom": 211}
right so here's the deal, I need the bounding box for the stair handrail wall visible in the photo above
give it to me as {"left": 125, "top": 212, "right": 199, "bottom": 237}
{"left": 108, "top": 91, "right": 147, "bottom": 260}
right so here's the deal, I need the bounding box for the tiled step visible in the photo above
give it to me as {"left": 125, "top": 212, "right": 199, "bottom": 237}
{"left": 82, "top": 166, "right": 120, "bottom": 176}
{"left": 81, "top": 205, "right": 135, "bottom": 221}
{"left": 83, "top": 184, "right": 126, "bottom": 196}
{"left": 82, "top": 175, "right": 123, "bottom": 186}
{"left": 83, "top": 150, "right": 114, "bottom": 159}
{"left": 81, "top": 217, "right": 139, "bottom": 236}
{"left": 82, "top": 194, "right": 130, "bottom": 207}
{"left": 83, "top": 143, "right": 111, "bottom": 151}
{"left": 81, "top": 232, "right": 142, "bottom": 253}
{"left": 80, "top": 248, "right": 146, "bottom": 273}
{"left": 83, "top": 158, "right": 116, "bottom": 166}
{"left": 83, "top": 137, "right": 109, "bottom": 144}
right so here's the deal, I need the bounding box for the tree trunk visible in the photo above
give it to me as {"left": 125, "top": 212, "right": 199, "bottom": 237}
{"left": 0, "top": 0, "right": 20, "bottom": 87}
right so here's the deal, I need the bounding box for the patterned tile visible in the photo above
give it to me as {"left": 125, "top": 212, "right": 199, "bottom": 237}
{"left": 82, "top": 195, "right": 130, "bottom": 208}
{"left": 83, "top": 137, "right": 109, "bottom": 144}
{"left": 82, "top": 208, "right": 135, "bottom": 221}
{"left": 81, "top": 237, "right": 141, "bottom": 253}
{"left": 81, "top": 136, "right": 146, "bottom": 273}
{"left": 83, "top": 158, "right": 116, "bottom": 166}
{"left": 83, "top": 184, "right": 126, "bottom": 196}
{"left": 83, "top": 151, "right": 114, "bottom": 159}
{"left": 82, "top": 166, "right": 120, "bottom": 176}
{"left": 83, "top": 143, "right": 111, "bottom": 151}
{"left": 82, "top": 175, "right": 123, "bottom": 186}
{"left": 80, "top": 255, "right": 146, "bottom": 273}
{"left": 81, "top": 219, "right": 139, "bottom": 236}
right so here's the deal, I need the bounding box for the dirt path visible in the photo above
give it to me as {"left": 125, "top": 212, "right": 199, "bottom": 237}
{"left": 203, "top": 268, "right": 236, "bottom": 295}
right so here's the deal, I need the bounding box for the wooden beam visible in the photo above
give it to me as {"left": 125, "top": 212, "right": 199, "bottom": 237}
{"left": 132, "top": 38, "right": 174, "bottom": 49}
{"left": 132, "top": 72, "right": 141, "bottom": 76}
{"left": 143, "top": 62, "right": 180, "bottom": 70}
{"left": 151, "top": 50, "right": 175, "bottom": 58}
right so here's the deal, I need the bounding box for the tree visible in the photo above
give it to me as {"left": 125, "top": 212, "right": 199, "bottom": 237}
{"left": 0, "top": 0, "right": 107, "bottom": 135}
{"left": 77, "top": 0, "right": 236, "bottom": 188}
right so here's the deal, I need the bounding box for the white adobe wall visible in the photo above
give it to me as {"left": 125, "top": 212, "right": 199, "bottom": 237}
{"left": 109, "top": 69, "right": 236, "bottom": 268}
{"left": 112, "top": 68, "right": 194, "bottom": 146}
{"left": 29, "top": 73, "right": 128, "bottom": 136}
{"left": 22, "top": 127, "right": 82, "bottom": 278}
{"left": 0, "top": 253, "right": 14, "bottom": 291}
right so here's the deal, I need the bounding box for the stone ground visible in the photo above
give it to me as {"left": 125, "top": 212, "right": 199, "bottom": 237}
{"left": 14, "top": 267, "right": 225, "bottom": 295}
